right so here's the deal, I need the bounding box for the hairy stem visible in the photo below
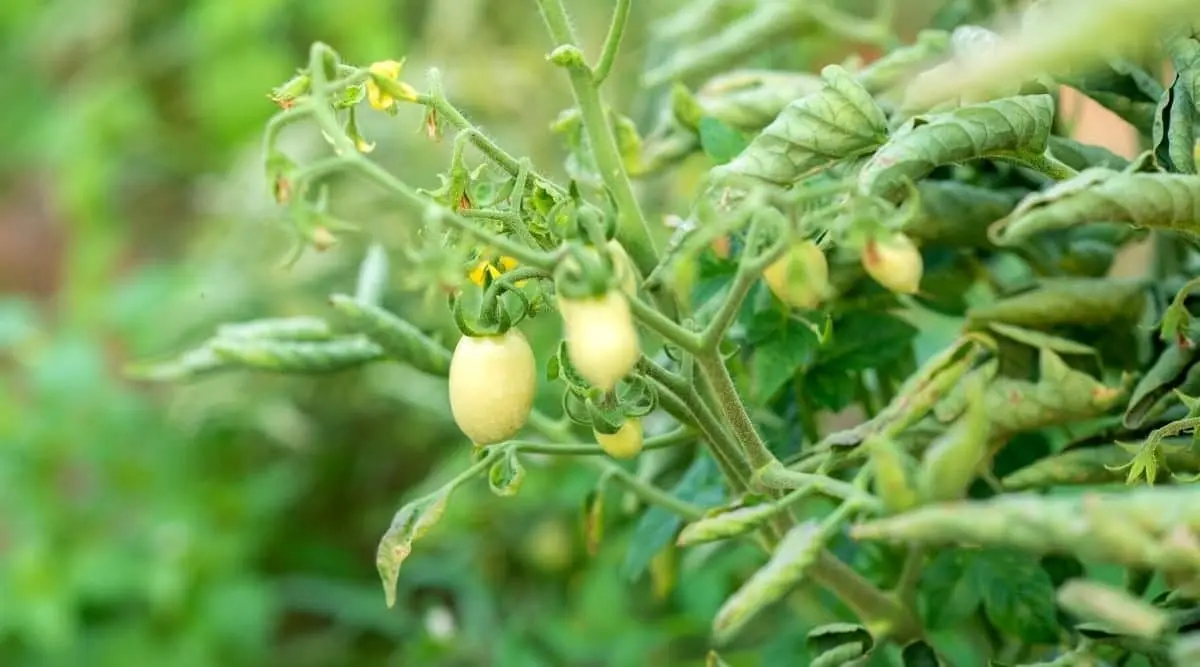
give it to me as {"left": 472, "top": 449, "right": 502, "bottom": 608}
{"left": 534, "top": 0, "right": 661, "bottom": 278}
{"left": 592, "top": 0, "right": 631, "bottom": 86}
{"left": 697, "top": 350, "right": 777, "bottom": 471}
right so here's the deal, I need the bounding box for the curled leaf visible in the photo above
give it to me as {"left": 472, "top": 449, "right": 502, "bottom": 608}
{"left": 965, "top": 278, "right": 1147, "bottom": 330}
{"left": 918, "top": 378, "right": 990, "bottom": 503}
{"left": 992, "top": 169, "right": 1200, "bottom": 243}
{"left": 376, "top": 487, "right": 453, "bottom": 608}
{"left": 715, "top": 64, "right": 889, "bottom": 186}
{"left": 216, "top": 316, "right": 333, "bottom": 341}
{"left": 488, "top": 448, "right": 526, "bottom": 497}
{"left": 855, "top": 30, "right": 951, "bottom": 95}
{"left": 695, "top": 69, "right": 824, "bottom": 131}
{"left": 1060, "top": 58, "right": 1165, "bottom": 136}
{"left": 902, "top": 180, "right": 1025, "bottom": 248}
{"left": 1124, "top": 335, "right": 1200, "bottom": 429}
{"left": 125, "top": 345, "right": 230, "bottom": 382}
{"left": 1056, "top": 578, "right": 1170, "bottom": 639}
{"left": 851, "top": 486, "right": 1200, "bottom": 572}
{"left": 1002, "top": 440, "right": 1200, "bottom": 490}
{"left": 330, "top": 294, "right": 452, "bottom": 376}
{"left": 859, "top": 95, "right": 1056, "bottom": 199}
{"left": 868, "top": 435, "right": 920, "bottom": 514}
{"left": 807, "top": 623, "right": 874, "bottom": 666}
{"left": 677, "top": 501, "right": 778, "bottom": 546}
{"left": 712, "top": 520, "right": 825, "bottom": 644}
{"left": 209, "top": 335, "right": 384, "bottom": 373}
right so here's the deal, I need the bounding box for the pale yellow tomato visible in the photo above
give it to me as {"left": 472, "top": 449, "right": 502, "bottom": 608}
{"left": 762, "top": 240, "right": 829, "bottom": 310}
{"left": 447, "top": 328, "right": 536, "bottom": 445}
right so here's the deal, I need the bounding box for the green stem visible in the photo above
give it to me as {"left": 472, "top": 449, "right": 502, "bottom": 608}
{"left": 697, "top": 350, "right": 777, "bottom": 470}
{"left": 810, "top": 551, "right": 923, "bottom": 641}
{"left": 755, "top": 466, "right": 883, "bottom": 511}
{"left": 590, "top": 459, "right": 705, "bottom": 519}
{"left": 412, "top": 92, "right": 567, "bottom": 198}
{"left": 893, "top": 545, "right": 926, "bottom": 611}
{"left": 512, "top": 427, "right": 694, "bottom": 455}
{"left": 534, "top": 0, "right": 661, "bottom": 279}
{"left": 628, "top": 294, "right": 702, "bottom": 352}
{"left": 349, "top": 157, "right": 555, "bottom": 270}
{"left": 592, "top": 0, "right": 631, "bottom": 86}
{"left": 1014, "top": 150, "right": 1079, "bottom": 181}
{"left": 639, "top": 360, "right": 752, "bottom": 491}
{"left": 308, "top": 44, "right": 357, "bottom": 157}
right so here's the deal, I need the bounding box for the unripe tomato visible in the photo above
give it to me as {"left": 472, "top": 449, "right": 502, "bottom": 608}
{"left": 762, "top": 240, "right": 829, "bottom": 310}
{"left": 558, "top": 290, "right": 641, "bottom": 391}
{"left": 594, "top": 418, "right": 643, "bottom": 459}
{"left": 862, "top": 232, "right": 923, "bottom": 295}
{"left": 447, "top": 329, "right": 536, "bottom": 445}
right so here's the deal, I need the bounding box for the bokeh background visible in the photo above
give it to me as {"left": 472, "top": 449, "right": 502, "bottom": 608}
{"left": 0, "top": 0, "right": 1137, "bottom": 665}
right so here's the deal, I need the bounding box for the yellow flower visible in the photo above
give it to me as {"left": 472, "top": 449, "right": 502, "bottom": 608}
{"left": 468, "top": 255, "right": 520, "bottom": 287}
{"left": 366, "top": 59, "right": 417, "bottom": 111}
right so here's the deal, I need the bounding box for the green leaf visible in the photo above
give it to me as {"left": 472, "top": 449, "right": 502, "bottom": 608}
{"left": 747, "top": 311, "right": 820, "bottom": 403}
{"left": 901, "top": 640, "right": 941, "bottom": 667}
{"left": 819, "top": 310, "right": 920, "bottom": 372}
{"left": 621, "top": 454, "right": 724, "bottom": 581}
{"left": 1154, "top": 30, "right": 1200, "bottom": 174}
{"left": 806, "top": 623, "right": 874, "bottom": 659}
{"left": 976, "top": 550, "right": 1059, "bottom": 643}
{"left": 698, "top": 116, "right": 749, "bottom": 165}
{"left": 859, "top": 95, "right": 1056, "bottom": 199}
{"left": 920, "top": 549, "right": 984, "bottom": 629}
{"left": 717, "top": 64, "right": 889, "bottom": 185}
{"left": 920, "top": 548, "right": 1058, "bottom": 641}
{"left": 803, "top": 369, "right": 858, "bottom": 412}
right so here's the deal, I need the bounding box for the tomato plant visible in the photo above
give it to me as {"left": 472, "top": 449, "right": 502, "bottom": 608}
{"left": 135, "top": 0, "right": 1200, "bottom": 664}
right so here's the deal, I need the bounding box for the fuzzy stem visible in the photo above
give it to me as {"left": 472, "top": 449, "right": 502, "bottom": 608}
{"left": 697, "top": 350, "right": 777, "bottom": 471}
{"left": 592, "top": 0, "right": 632, "bottom": 86}
{"left": 534, "top": 0, "right": 661, "bottom": 278}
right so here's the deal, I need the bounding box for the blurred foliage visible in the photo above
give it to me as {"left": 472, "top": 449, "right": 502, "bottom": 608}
{"left": 0, "top": 0, "right": 838, "bottom": 665}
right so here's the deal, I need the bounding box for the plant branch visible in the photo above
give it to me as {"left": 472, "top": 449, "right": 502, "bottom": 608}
{"left": 754, "top": 466, "right": 883, "bottom": 512}
{"left": 628, "top": 295, "right": 702, "bottom": 353}
{"left": 590, "top": 458, "right": 706, "bottom": 519}
{"left": 534, "top": 0, "right": 661, "bottom": 279}
{"left": 697, "top": 350, "right": 777, "bottom": 471}
{"left": 593, "top": 0, "right": 632, "bottom": 86}
{"left": 412, "top": 92, "right": 567, "bottom": 198}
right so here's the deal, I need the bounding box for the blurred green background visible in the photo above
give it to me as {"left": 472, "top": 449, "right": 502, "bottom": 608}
{"left": 0, "top": 0, "right": 953, "bottom": 665}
